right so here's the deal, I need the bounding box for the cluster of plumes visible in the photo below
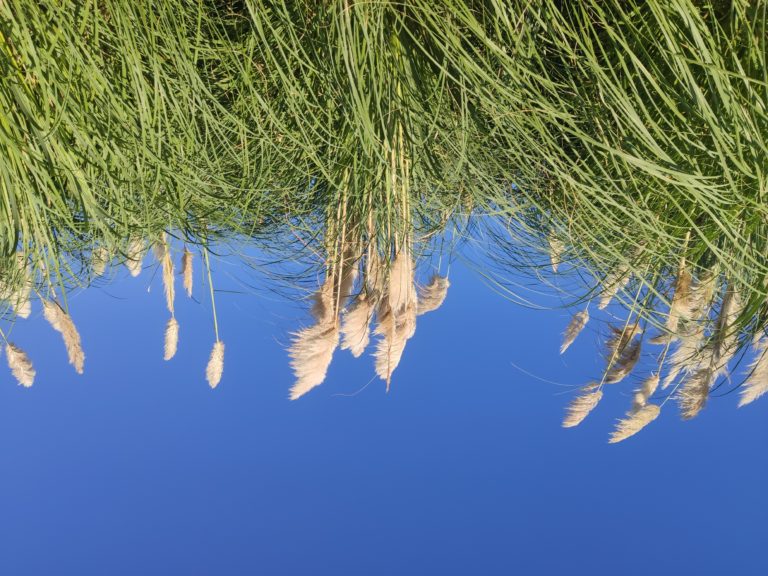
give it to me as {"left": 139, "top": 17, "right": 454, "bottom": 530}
{"left": 288, "top": 242, "right": 449, "bottom": 400}
{"left": 0, "top": 253, "right": 85, "bottom": 388}
{"left": 555, "top": 244, "right": 762, "bottom": 443}
{"left": 151, "top": 235, "right": 224, "bottom": 389}
{"left": 0, "top": 234, "right": 224, "bottom": 390}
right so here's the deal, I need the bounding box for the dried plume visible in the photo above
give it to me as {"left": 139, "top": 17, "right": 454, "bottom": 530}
{"left": 92, "top": 246, "right": 109, "bottom": 277}
{"left": 341, "top": 294, "right": 374, "bottom": 357}
{"left": 42, "top": 299, "right": 85, "bottom": 374}
{"left": 609, "top": 404, "right": 661, "bottom": 443}
{"left": 181, "top": 247, "right": 193, "bottom": 298}
{"left": 666, "top": 267, "right": 694, "bottom": 335}
{"left": 563, "top": 386, "right": 603, "bottom": 428}
{"left": 417, "top": 275, "right": 450, "bottom": 316}
{"left": 677, "top": 358, "right": 718, "bottom": 420}
{"left": 631, "top": 373, "right": 660, "bottom": 412}
{"left": 164, "top": 317, "right": 179, "bottom": 361}
{"left": 289, "top": 323, "right": 339, "bottom": 399}
{"left": 662, "top": 326, "right": 705, "bottom": 389}
{"left": 598, "top": 266, "right": 629, "bottom": 310}
{"left": 374, "top": 300, "right": 417, "bottom": 389}
{"left": 206, "top": 341, "right": 225, "bottom": 388}
{"left": 5, "top": 342, "right": 35, "bottom": 387}
{"left": 388, "top": 249, "right": 414, "bottom": 314}
{"left": 125, "top": 237, "right": 144, "bottom": 277}
{"left": 560, "top": 309, "right": 589, "bottom": 354}
{"left": 548, "top": 232, "right": 565, "bottom": 273}
{"left": 156, "top": 235, "right": 175, "bottom": 314}
{"left": 1, "top": 254, "right": 32, "bottom": 318}
{"left": 738, "top": 338, "right": 768, "bottom": 407}
{"left": 605, "top": 339, "right": 642, "bottom": 384}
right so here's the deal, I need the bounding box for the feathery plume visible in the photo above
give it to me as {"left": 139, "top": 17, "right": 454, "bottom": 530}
{"left": 662, "top": 325, "right": 705, "bottom": 389}
{"left": 388, "top": 249, "right": 414, "bottom": 314}
{"left": 164, "top": 317, "right": 179, "bottom": 361}
{"left": 563, "top": 386, "right": 603, "bottom": 428}
{"left": 181, "top": 248, "right": 193, "bottom": 298}
{"left": 289, "top": 323, "right": 339, "bottom": 399}
{"left": 206, "top": 341, "right": 225, "bottom": 388}
{"left": 156, "top": 235, "right": 175, "bottom": 315}
{"left": 609, "top": 404, "right": 661, "bottom": 443}
{"left": 598, "top": 266, "right": 629, "bottom": 310}
{"left": 374, "top": 300, "right": 417, "bottom": 389}
{"left": 631, "top": 373, "right": 660, "bottom": 412}
{"left": 417, "top": 275, "right": 450, "bottom": 316}
{"left": 92, "top": 246, "right": 109, "bottom": 277}
{"left": 5, "top": 342, "right": 35, "bottom": 387}
{"left": 738, "top": 338, "right": 768, "bottom": 407}
{"left": 125, "top": 238, "right": 144, "bottom": 277}
{"left": 341, "top": 294, "right": 374, "bottom": 357}
{"left": 42, "top": 299, "right": 85, "bottom": 374}
{"left": 666, "top": 267, "right": 693, "bottom": 335}
{"left": 1, "top": 254, "right": 32, "bottom": 318}
{"left": 605, "top": 339, "right": 642, "bottom": 384}
{"left": 560, "top": 309, "right": 589, "bottom": 354}
{"left": 548, "top": 232, "right": 565, "bottom": 273}
{"left": 678, "top": 361, "right": 718, "bottom": 420}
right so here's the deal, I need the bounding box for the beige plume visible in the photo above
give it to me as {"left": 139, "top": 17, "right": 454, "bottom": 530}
{"left": 341, "top": 294, "right": 374, "bottom": 357}
{"left": 678, "top": 362, "right": 718, "bottom": 420}
{"left": 388, "top": 249, "right": 414, "bottom": 314}
{"left": 631, "top": 373, "right": 660, "bottom": 412}
{"left": 374, "top": 300, "right": 417, "bottom": 389}
{"left": 560, "top": 309, "right": 589, "bottom": 354}
{"left": 666, "top": 267, "right": 693, "bottom": 335}
{"left": 164, "top": 317, "right": 179, "bottom": 361}
{"left": 609, "top": 404, "right": 661, "bottom": 443}
{"left": 598, "top": 266, "right": 629, "bottom": 310}
{"left": 181, "top": 247, "right": 193, "bottom": 298}
{"left": 289, "top": 323, "right": 339, "bottom": 399}
{"left": 417, "top": 275, "right": 449, "bottom": 316}
{"left": 5, "top": 342, "right": 35, "bottom": 387}
{"left": 42, "top": 299, "right": 85, "bottom": 374}
{"left": 125, "top": 238, "right": 144, "bottom": 277}
{"left": 605, "top": 339, "right": 642, "bottom": 384}
{"left": 738, "top": 338, "right": 768, "bottom": 407}
{"left": 92, "top": 246, "right": 109, "bottom": 277}
{"left": 548, "top": 232, "right": 564, "bottom": 273}
{"left": 156, "top": 235, "right": 175, "bottom": 315}
{"left": 206, "top": 341, "right": 225, "bottom": 388}
{"left": 563, "top": 386, "right": 603, "bottom": 428}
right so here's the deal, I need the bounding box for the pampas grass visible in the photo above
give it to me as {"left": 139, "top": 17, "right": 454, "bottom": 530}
{"left": 125, "top": 238, "right": 144, "bottom": 277}
{"left": 738, "top": 338, "right": 768, "bottom": 407}
{"left": 605, "top": 339, "right": 642, "bottom": 384}
{"left": 5, "top": 342, "right": 35, "bottom": 387}
{"left": 181, "top": 247, "right": 193, "bottom": 298}
{"left": 417, "top": 275, "right": 449, "bottom": 315}
{"left": 374, "top": 300, "right": 417, "bottom": 389}
{"left": 92, "top": 246, "right": 109, "bottom": 277}
{"left": 609, "top": 404, "right": 661, "bottom": 443}
{"left": 289, "top": 323, "right": 338, "bottom": 399}
{"left": 560, "top": 309, "right": 589, "bottom": 354}
{"left": 632, "top": 373, "right": 660, "bottom": 412}
{"left": 42, "top": 299, "right": 85, "bottom": 374}
{"left": 164, "top": 317, "right": 179, "bottom": 361}
{"left": 548, "top": 233, "right": 564, "bottom": 273}
{"left": 341, "top": 294, "right": 374, "bottom": 357}
{"left": 563, "top": 386, "right": 603, "bottom": 428}
{"left": 156, "top": 235, "right": 175, "bottom": 314}
{"left": 206, "top": 341, "right": 225, "bottom": 388}
{"left": 388, "top": 250, "right": 414, "bottom": 314}
{"left": 598, "top": 267, "right": 629, "bottom": 310}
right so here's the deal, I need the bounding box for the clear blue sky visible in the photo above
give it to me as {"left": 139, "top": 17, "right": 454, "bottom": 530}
{"left": 0, "top": 254, "right": 766, "bottom": 575}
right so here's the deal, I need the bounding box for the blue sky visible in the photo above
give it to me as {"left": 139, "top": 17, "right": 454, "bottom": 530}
{"left": 0, "top": 254, "right": 765, "bottom": 575}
